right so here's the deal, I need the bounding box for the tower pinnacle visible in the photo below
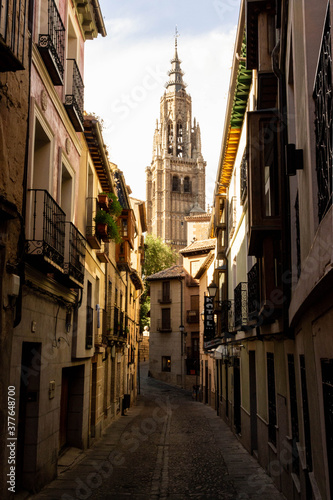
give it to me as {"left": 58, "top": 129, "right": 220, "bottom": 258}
{"left": 165, "top": 28, "right": 187, "bottom": 92}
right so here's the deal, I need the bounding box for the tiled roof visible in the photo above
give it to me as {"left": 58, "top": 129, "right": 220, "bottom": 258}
{"left": 147, "top": 265, "right": 185, "bottom": 281}
{"left": 180, "top": 238, "right": 216, "bottom": 255}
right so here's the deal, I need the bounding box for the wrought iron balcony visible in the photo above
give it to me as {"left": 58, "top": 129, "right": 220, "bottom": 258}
{"left": 187, "top": 310, "right": 199, "bottom": 324}
{"left": 26, "top": 189, "right": 65, "bottom": 271}
{"left": 234, "top": 282, "right": 248, "bottom": 328}
{"left": 158, "top": 290, "right": 172, "bottom": 304}
{"left": 38, "top": 0, "right": 65, "bottom": 85}
{"left": 64, "top": 222, "right": 86, "bottom": 287}
{"left": 157, "top": 319, "right": 172, "bottom": 332}
{"left": 247, "top": 263, "right": 260, "bottom": 320}
{"left": 65, "top": 58, "right": 84, "bottom": 132}
{"left": 314, "top": 7, "right": 332, "bottom": 222}
{"left": 0, "top": 0, "right": 28, "bottom": 72}
{"left": 220, "top": 299, "right": 235, "bottom": 334}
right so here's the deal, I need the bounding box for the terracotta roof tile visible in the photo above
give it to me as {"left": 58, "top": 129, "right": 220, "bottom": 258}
{"left": 180, "top": 238, "right": 216, "bottom": 255}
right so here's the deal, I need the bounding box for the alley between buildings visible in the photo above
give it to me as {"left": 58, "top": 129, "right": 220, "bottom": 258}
{"left": 28, "top": 363, "right": 285, "bottom": 500}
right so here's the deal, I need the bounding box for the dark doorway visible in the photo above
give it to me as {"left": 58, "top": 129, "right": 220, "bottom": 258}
{"left": 234, "top": 358, "right": 241, "bottom": 434}
{"left": 249, "top": 351, "right": 258, "bottom": 453}
{"left": 60, "top": 365, "right": 85, "bottom": 452}
{"left": 17, "top": 342, "right": 41, "bottom": 491}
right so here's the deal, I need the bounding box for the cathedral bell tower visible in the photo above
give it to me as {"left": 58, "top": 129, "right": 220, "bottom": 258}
{"left": 146, "top": 33, "right": 206, "bottom": 257}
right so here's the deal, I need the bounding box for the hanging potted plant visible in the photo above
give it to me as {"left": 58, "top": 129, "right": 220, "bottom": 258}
{"left": 98, "top": 192, "right": 109, "bottom": 210}
{"left": 94, "top": 210, "right": 122, "bottom": 243}
{"left": 107, "top": 192, "right": 123, "bottom": 217}
{"left": 94, "top": 210, "right": 110, "bottom": 240}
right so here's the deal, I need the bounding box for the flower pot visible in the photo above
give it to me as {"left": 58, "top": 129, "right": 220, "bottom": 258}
{"left": 98, "top": 194, "right": 109, "bottom": 210}
{"left": 96, "top": 222, "right": 108, "bottom": 238}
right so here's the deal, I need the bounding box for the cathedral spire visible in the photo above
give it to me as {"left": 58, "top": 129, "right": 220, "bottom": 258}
{"left": 165, "top": 27, "right": 187, "bottom": 92}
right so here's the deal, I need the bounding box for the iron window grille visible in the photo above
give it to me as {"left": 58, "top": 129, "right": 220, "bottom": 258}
{"left": 86, "top": 305, "right": 93, "bottom": 349}
{"left": 313, "top": 6, "right": 333, "bottom": 222}
{"left": 247, "top": 263, "right": 260, "bottom": 319}
{"left": 234, "top": 282, "right": 248, "bottom": 328}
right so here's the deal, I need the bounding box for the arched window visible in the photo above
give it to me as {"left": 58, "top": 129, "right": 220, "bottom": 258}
{"left": 176, "top": 122, "right": 183, "bottom": 157}
{"left": 172, "top": 175, "right": 180, "bottom": 192}
{"left": 168, "top": 122, "right": 173, "bottom": 154}
{"left": 152, "top": 181, "right": 155, "bottom": 198}
{"left": 184, "top": 176, "right": 191, "bottom": 193}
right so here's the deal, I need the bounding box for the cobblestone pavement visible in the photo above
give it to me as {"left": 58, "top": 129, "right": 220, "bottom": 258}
{"left": 29, "top": 364, "right": 285, "bottom": 500}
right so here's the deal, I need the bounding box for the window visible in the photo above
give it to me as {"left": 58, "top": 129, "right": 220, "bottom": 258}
{"left": 184, "top": 176, "right": 191, "bottom": 193}
{"left": 176, "top": 122, "right": 183, "bottom": 157}
{"left": 162, "top": 308, "right": 171, "bottom": 330}
{"left": 162, "top": 356, "right": 171, "bottom": 372}
{"left": 32, "top": 117, "right": 52, "bottom": 191}
{"left": 172, "top": 175, "right": 180, "bottom": 192}
{"left": 60, "top": 161, "right": 74, "bottom": 221}
{"left": 86, "top": 281, "right": 93, "bottom": 349}
{"left": 168, "top": 122, "right": 173, "bottom": 154}
{"left": 261, "top": 123, "right": 279, "bottom": 217}
{"left": 267, "top": 352, "right": 277, "bottom": 446}
{"left": 162, "top": 281, "right": 170, "bottom": 302}
{"left": 190, "top": 295, "right": 199, "bottom": 311}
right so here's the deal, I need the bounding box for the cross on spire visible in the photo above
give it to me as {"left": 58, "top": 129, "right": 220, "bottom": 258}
{"left": 175, "top": 25, "right": 179, "bottom": 48}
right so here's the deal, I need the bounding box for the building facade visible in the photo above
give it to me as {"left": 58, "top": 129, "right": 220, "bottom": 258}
{"left": 0, "top": 1, "right": 31, "bottom": 497}
{"left": 206, "top": 1, "right": 333, "bottom": 500}
{"left": 146, "top": 38, "right": 206, "bottom": 255}
{"left": 4, "top": 2, "right": 147, "bottom": 496}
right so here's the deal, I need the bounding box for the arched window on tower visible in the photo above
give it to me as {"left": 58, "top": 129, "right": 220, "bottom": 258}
{"left": 152, "top": 181, "right": 155, "bottom": 198}
{"left": 172, "top": 175, "right": 180, "bottom": 192}
{"left": 176, "top": 122, "right": 183, "bottom": 157}
{"left": 168, "top": 122, "right": 173, "bottom": 154}
{"left": 184, "top": 176, "right": 191, "bottom": 193}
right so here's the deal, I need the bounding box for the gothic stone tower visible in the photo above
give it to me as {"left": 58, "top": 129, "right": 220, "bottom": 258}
{"left": 146, "top": 37, "right": 206, "bottom": 256}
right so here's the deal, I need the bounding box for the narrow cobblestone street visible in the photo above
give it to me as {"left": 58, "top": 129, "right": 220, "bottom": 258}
{"left": 29, "top": 364, "right": 285, "bottom": 500}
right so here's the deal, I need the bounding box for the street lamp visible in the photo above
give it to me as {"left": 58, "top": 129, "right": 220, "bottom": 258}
{"left": 207, "top": 281, "right": 218, "bottom": 298}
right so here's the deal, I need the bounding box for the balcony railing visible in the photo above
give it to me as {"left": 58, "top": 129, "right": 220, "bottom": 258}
{"left": 314, "top": 7, "right": 332, "bottom": 222}
{"left": 26, "top": 189, "right": 65, "bottom": 270}
{"left": 247, "top": 263, "right": 260, "bottom": 319}
{"left": 234, "top": 282, "right": 248, "bottom": 328}
{"left": 158, "top": 290, "right": 172, "bottom": 303}
{"left": 65, "top": 58, "right": 84, "bottom": 132}
{"left": 64, "top": 222, "right": 86, "bottom": 286}
{"left": 186, "top": 310, "right": 199, "bottom": 323}
{"left": 38, "top": 0, "right": 65, "bottom": 85}
{"left": 220, "top": 299, "right": 235, "bottom": 334}
{"left": 157, "top": 319, "right": 172, "bottom": 332}
{"left": 0, "top": 0, "right": 28, "bottom": 72}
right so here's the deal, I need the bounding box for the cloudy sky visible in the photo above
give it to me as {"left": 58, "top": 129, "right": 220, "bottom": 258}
{"left": 84, "top": 0, "right": 240, "bottom": 205}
